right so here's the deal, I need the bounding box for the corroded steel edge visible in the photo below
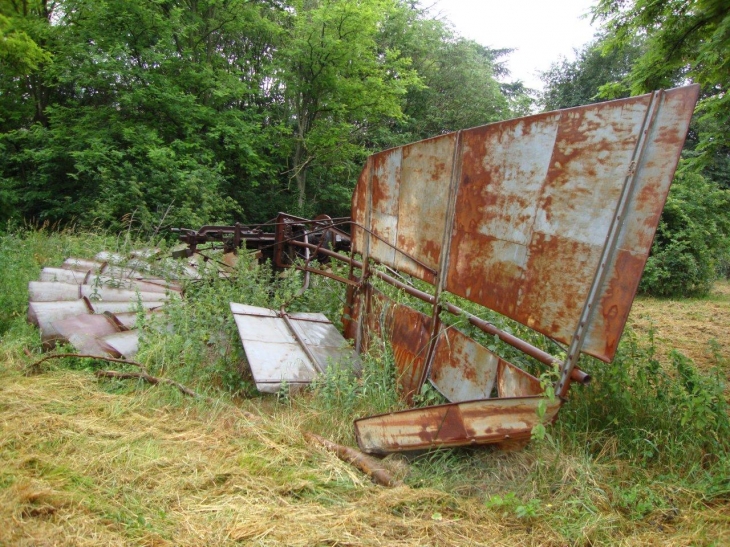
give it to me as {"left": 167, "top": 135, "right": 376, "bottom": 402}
{"left": 354, "top": 396, "right": 562, "bottom": 455}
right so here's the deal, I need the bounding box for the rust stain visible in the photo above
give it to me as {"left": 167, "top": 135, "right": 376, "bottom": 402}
{"left": 435, "top": 406, "right": 469, "bottom": 442}
{"left": 429, "top": 325, "right": 501, "bottom": 403}
{"left": 350, "top": 162, "right": 369, "bottom": 253}
{"left": 584, "top": 249, "right": 647, "bottom": 361}
{"left": 370, "top": 149, "right": 401, "bottom": 214}
{"left": 388, "top": 303, "right": 432, "bottom": 400}
{"left": 496, "top": 360, "right": 542, "bottom": 397}
{"left": 515, "top": 233, "right": 600, "bottom": 344}
{"left": 354, "top": 397, "right": 562, "bottom": 454}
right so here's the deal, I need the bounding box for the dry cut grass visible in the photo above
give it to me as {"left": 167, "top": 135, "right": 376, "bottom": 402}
{"left": 1, "top": 362, "right": 729, "bottom": 546}
{"left": 630, "top": 279, "right": 730, "bottom": 372}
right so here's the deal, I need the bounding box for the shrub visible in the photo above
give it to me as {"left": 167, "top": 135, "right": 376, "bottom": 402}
{"left": 640, "top": 169, "right": 730, "bottom": 297}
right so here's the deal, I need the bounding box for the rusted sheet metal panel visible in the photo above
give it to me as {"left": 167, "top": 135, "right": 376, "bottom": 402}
{"left": 109, "top": 310, "right": 161, "bottom": 330}
{"left": 351, "top": 85, "right": 698, "bottom": 364}
{"left": 40, "top": 268, "right": 178, "bottom": 295}
{"left": 99, "top": 331, "right": 140, "bottom": 358}
{"left": 28, "top": 300, "right": 92, "bottom": 343}
{"left": 29, "top": 281, "right": 82, "bottom": 301}
{"left": 583, "top": 86, "right": 700, "bottom": 359}
{"left": 346, "top": 288, "right": 432, "bottom": 400}
{"left": 40, "top": 267, "right": 90, "bottom": 284}
{"left": 388, "top": 303, "right": 432, "bottom": 401}
{"left": 52, "top": 314, "right": 121, "bottom": 356}
{"left": 288, "top": 311, "right": 362, "bottom": 375}
{"left": 230, "top": 303, "right": 359, "bottom": 393}
{"left": 350, "top": 160, "right": 369, "bottom": 252}
{"left": 29, "top": 282, "right": 170, "bottom": 303}
{"left": 354, "top": 396, "right": 562, "bottom": 454}
{"left": 363, "top": 288, "right": 390, "bottom": 344}
{"left": 342, "top": 285, "right": 362, "bottom": 342}
{"left": 429, "top": 326, "right": 499, "bottom": 403}
{"left": 343, "top": 286, "right": 390, "bottom": 353}
{"left": 496, "top": 361, "right": 543, "bottom": 397}
{"left": 448, "top": 88, "right": 698, "bottom": 361}
{"left": 368, "top": 147, "right": 402, "bottom": 267}
{"left": 393, "top": 135, "right": 456, "bottom": 283}
{"left": 447, "top": 96, "right": 652, "bottom": 352}
{"left": 231, "top": 304, "right": 317, "bottom": 393}
{"left": 350, "top": 136, "right": 455, "bottom": 284}
{"left": 445, "top": 111, "right": 563, "bottom": 317}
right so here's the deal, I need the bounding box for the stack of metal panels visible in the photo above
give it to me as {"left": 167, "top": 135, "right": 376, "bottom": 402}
{"left": 28, "top": 252, "right": 184, "bottom": 359}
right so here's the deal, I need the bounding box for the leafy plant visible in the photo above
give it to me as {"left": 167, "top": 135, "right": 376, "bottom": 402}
{"left": 640, "top": 169, "right": 730, "bottom": 297}
{"left": 485, "top": 492, "right": 542, "bottom": 520}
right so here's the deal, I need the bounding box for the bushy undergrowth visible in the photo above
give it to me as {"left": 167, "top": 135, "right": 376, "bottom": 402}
{"left": 0, "top": 224, "right": 121, "bottom": 334}
{"left": 564, "top": 329, "right": 729, "bottom": 482}
{"left": 640, "top": 169, "right": 730, "bottom": 297}
{"left": 2, "top": 228, "right": 730, "bottom": 543}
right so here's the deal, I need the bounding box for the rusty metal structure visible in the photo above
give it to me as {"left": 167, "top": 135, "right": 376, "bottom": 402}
{"left": 339, "top": 85, "right": 700, "bottom": 453}
{"left": 225, "top": 85, "right": 695, "bottom": 454}
{"left": 29, "top": 86, "right": 699, "bottom": 456}
{"left": 172, "top": 213, "right": 351, "bottom": 270}
{"left": 28, "top": 253, "right": 184, "bottom": 358}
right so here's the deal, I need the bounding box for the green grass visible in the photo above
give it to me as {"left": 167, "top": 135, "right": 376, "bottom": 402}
{"left": 1, "top": 227, "right": 729, "bottom": 545}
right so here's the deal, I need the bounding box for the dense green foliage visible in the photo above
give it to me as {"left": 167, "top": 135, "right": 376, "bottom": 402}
{"left": 640, "top": 170, "right": 730, "bottom": 296}
{"left": 594, "top": 0, "right": 730, "bottom": 171}
{"left": 539, "top": 34, "right": 643, "bottom": 111}
{"left": 0, "top": 0, "right": 527, "bottom": 229}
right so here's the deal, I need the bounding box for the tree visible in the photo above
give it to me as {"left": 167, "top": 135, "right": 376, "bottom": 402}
{"left": 540, "top": 33, "right": 643, "bottom": 111}
{"left": 0, "top": 0, "right": 283, "bottom": 229}
{"left": 640, "top": 168, "right": 730, "bottom": 296}
{"left": 276, "top": 0, "right": 420, "bottom": 212}
{"left": 0, "top": 12, "right": 49, "bottom": 76}
{"left": 0, "top": 0, "right": 533, "bottom": 229}
{"left": 378, "top": 4, "right": 522, "bottom": 144}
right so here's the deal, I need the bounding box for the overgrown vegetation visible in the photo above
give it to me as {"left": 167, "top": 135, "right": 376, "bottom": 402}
{"left": 1, "top": 228, "right": 729, "bottom": 544}
{"left": 640, "top": 169, "right": 730, "bottom": 297}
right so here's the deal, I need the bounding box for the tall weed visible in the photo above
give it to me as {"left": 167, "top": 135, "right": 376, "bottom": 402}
{"left": 562, "top": 326, "right": 729, "bottom": 473}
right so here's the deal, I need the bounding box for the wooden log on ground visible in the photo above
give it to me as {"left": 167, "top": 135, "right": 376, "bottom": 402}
{"left": 304, "top": 431, "right": 404, "bottom": 488}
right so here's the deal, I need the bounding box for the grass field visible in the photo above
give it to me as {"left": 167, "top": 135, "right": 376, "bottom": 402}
{"left": 1, "top": 230, "right": 728, "bottom": 546}
{"left": 631, "top": 281, "right": 730, "bottom": 371}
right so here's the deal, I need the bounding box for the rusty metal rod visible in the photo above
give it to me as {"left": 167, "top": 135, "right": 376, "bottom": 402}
{"left": 289, "top": 240, "right": 590, "bottom": 384}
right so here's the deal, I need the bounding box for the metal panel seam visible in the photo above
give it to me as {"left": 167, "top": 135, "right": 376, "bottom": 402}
{"left": 557, "top": 90, "right": 664, "bottom": 397}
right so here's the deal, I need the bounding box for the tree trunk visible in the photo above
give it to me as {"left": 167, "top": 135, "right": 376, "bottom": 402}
{"left": 294, "top": 137, "right": 307, "bottom": 211}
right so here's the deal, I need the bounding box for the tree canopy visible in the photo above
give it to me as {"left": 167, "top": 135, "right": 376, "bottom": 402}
{"left": 592, "top": 0, "right": 730, "bottom": 173}
{"left": 0, "top": 0, "right": 530, "bottom": 229}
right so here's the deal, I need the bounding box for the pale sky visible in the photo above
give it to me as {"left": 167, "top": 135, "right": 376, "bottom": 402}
{"left": 432, "top": 0, "right": 599, "bottom": 91}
